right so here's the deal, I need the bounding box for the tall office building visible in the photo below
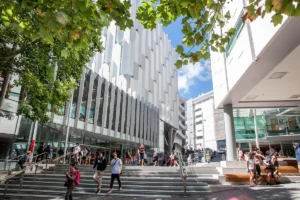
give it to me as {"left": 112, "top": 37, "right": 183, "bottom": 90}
{"left": 0, "top": 0, "right": 182, "bottom": 158}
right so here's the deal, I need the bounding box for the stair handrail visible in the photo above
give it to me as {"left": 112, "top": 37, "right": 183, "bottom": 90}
{"left": 1, "top": 152, "right": 72, "bottom": 197}
{"left": 1, "top": 152, "right": 70, "bottom": 182}
{"left": 177, "top": 152, "right": 188, "bottom": 196}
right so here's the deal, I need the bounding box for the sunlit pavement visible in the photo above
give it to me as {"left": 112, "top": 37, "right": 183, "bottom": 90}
{"left": 4, "top": 182, "right": 300, "bottom": 200}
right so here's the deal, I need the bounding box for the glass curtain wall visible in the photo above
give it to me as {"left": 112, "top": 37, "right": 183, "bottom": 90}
{"left": 89, "top": 75, "right": 98, "bottom": 124}
{"left": 71, "top": 86, "right": 80, "bottom": 119}
{"left": 117, "top": 91, "right": 123, "bottom": 132}
{"left": 123, "top": 94, "right": 128, "bottom": 134}
{"left": 79, "top": 71, "right": 91, "bottom": 121}
{"left": 111, "top": 88, "right": 118, "bottom": 131}
{"left": 106, "top": 85, "right": 112, "bottom": 128}
{"left": 97, "top": 81, "right": 105, "bottom": 126}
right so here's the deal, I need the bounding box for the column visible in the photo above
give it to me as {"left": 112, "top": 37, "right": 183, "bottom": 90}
{"left": 168, "top": 128, "right": 173, "bottom": 154}
{"left": 249, "top": 142, "right": 252, "bottom": 152}
{"left": 223, "top": 104, "right": 237, "bottom": 161}
{"left": 253, "top": 109, "right": 260, "bottom": 150}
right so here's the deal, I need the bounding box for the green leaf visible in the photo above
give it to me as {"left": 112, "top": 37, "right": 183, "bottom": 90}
{"left": 203, "top": 52, "right": 210, "bottom": 60}
{"left": 61, "top": 49, "right": 69, "bottom": 58}
{"left": 225, "top": 11, "right": 231, "bottom": 20}
{"left": 271, "top": 14, "right": 283, "bottom": 26}
{"left": 175, "top": 60, "right": 183, "bottom": 69}
{"left": 176, "top": 45, "right": 184, "bottom": 54}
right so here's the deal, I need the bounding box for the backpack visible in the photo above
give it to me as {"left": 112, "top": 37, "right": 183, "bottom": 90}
{"left": 18, "top": 155, "right": 27, "bottom": 165}
{"left": 74, "top": 170, "right": 80, "bottom": 184}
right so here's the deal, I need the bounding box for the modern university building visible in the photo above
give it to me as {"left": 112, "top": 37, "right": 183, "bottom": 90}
{"left": 210, "top": 0, "right": 300, "bottom": 161}
{"left": 0, "top": 0, "right": 187, "bottom": 160}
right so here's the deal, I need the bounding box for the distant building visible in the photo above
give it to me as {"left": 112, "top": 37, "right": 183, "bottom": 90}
{"left": 186, "top": 91, "right": 225, "bottom": 151}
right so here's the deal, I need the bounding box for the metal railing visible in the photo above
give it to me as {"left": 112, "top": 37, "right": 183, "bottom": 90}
{"left": 177, "top": 152, "right": 187, "bottom": 196}
{"left": 1, "top": 152, "right": 71, "bottom": 197}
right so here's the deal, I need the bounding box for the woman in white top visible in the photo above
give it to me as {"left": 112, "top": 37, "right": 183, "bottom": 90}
{"left": 246, "top": 152, "right": 260, "bottom": 187}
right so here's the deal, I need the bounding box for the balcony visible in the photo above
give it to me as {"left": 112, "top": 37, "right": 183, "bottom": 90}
{"left": 179, "top": 121, "right": 186, "bottom": 130}
{"left": 179, "top": 104, "right": 186, "bottom": 111}
{"left": 179, "top": 113, "right": 187, "bottom": 121}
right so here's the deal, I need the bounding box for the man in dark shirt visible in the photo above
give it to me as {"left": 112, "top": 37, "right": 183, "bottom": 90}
{"left": 93, "top": 152, "right": 107, "bottom": 194}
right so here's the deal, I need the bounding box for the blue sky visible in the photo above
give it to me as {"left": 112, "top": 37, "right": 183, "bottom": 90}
{"left": 162, "top": 19, "right": 213, "bottom": 100}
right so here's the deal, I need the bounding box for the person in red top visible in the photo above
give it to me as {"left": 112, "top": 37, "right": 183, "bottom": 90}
{"left": 139, "top": 144, "right": 145, "bottom": 166}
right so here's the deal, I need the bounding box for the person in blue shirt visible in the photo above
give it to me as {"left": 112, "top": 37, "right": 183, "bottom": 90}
{"left": 293, "top": 143, "right": 300, "bottom": 172}
{"left": 108, "top": 152, "right": 123, "bottom": 194}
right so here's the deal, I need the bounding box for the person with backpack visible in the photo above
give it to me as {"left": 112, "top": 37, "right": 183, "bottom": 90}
{"left": 18, "top": 151, "right": 32, "bottom": 169}
{"left": 108, "top": 152, "right": 123, "bottom": 194}
{"left": 64, "top": 163, "right": 80, "bottom": 200}
{"left": 93, "top": 152, "right": 107, "bottom": 194}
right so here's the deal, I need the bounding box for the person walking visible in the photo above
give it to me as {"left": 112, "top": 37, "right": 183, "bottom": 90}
{"left": 93, "top": 152, "right": 107, "bottom": 194}
{"left": 87, "top": 146, "right": 92, "bottom": 165}
{"left": 293, "top": 143, "right": 300, "bottom": 173}
{"left": 65, "top": 163, "right": 80, "bottom": 200}
{"left": 139, "top": 144, "right": 145, "bottom": 167}
{"left": 18, "top": 150, "right": 32, "bottom": 170}
{"left": 74, "top": 143, "right": 81, "bottom": 165}
{"left": 169, "top": 152, "right": 175, "bottom": 167}
{"left": 246, "top": 152, "right": 259, "bottom": 187}
{"left": 58, "top": 147, "right": 64, "bottom": 163}
{"left": 125, "top": 150, "right": 132, "bottom": 165}
{"left": 108, "top": 152, "right": 123, "bottom": 194}
{"left": 152, "top": 152, "right": 159, "bottom": 166}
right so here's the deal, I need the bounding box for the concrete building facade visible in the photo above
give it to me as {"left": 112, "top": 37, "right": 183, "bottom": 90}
{"left": 210, "top": 0, "right": 300, "bottom": 160}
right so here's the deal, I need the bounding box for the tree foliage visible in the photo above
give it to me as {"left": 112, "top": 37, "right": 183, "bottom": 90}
{"left": 0, "top": 0, "right": 133, "bottom": 123}
{"left": 136, "top": 0, "right": 300, "bottom": 68}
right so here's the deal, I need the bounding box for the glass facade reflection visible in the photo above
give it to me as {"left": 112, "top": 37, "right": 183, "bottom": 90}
{"left": 89, "top": 76, "right": 98, "bottom": 124}
{"left": 71, "top": 86, "right": 80, "bottom": 119}
{"left": 106, "top": 85, "right": 112, "bottom": 128}
{"left": 97, "top": 81, "right": 105, "bottom": 127}
{"left": 79, "top": 72, "right": 91, "bottom": 121}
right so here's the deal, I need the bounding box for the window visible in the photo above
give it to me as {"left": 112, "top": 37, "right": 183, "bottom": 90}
{"left": 195, "top": 108, "right": 202, "bottom": 112}
{"left": 226, "top": 10, "right": 245, "bottom": 56}
{"left": 196, "top": 121, "right": 203, "bottom": 125}
{"left": 106, "top": 84, "right": 112, "bottom": 128}
{"left": 195, "top": 114, "right": 202, "bottom": 118}
{"left": 197, "top": 136, "right": 203, "bottom": 140}
{"left": 79, "top": 72, "right": 91, "bottom": 121}
{"left": 111, "top": 88, "right": 118, "bottom": 131}
{"left": 97, "top": 81, "right": 105, "bottom": 126}
{"left": 123, "top": 94, "right": 128, "bottom": 134}
{"left": 71, "top": 85, "right": 80, "bottom": 119}
{"left": 89, "top": 75, "right": 98, "bottom": 124}
{"left": 117, "top": 91, "right": 123, "bottom": 132}
{"left": 133, "top": 99, "right": 137, "bottom": 137}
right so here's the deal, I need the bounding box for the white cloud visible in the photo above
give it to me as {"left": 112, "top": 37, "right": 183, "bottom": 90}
{"left": 178, "top": 60, "right": 211, "bottom": 94}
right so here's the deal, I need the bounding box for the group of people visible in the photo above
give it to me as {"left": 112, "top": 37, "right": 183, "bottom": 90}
{"left": 245, "top": 143, "right": 300, "bottom": 187}
{"left": 70, "top": 143, "right": 92, "bottom": 165}
{"left": 65, "top": 151, "right": 123, "bottom": 199}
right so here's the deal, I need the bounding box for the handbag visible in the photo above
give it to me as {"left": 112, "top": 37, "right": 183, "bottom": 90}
{"left": 113, "top": 159, "right": 122, "bottom": 175}
{"left": 64, "top": 179, "right": 69, "bottom": 187}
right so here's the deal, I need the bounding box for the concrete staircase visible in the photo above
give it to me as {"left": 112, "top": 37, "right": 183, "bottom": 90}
{"left": 0, "top": 164, "right": 221, "bottom": 199}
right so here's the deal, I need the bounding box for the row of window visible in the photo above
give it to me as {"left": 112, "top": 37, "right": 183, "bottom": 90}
{"left": 63, "top": 70, "right": 158, "bottom": 140}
